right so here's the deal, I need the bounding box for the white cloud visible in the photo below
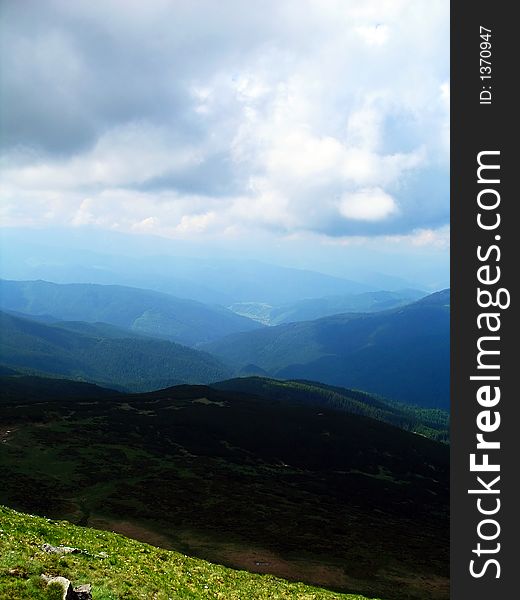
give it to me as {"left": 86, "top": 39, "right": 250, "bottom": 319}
{"left": 0, "top": 0, "right": 449, "bottom": 241}
{"left": 175, "top": 212, "right": 218, "bottom": 234}
{"left": 356, "top": 24, "right": 390, "bottom": 46}
{"left": 387, "top": 225, "right": 450, "bottom": 248}
{"left": 339, "top": 188, "right": 398, "bottom": 221}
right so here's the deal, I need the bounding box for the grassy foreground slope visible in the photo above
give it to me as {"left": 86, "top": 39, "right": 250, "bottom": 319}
{"left": 0, "top": 506, "right": 374, "bottom": 600}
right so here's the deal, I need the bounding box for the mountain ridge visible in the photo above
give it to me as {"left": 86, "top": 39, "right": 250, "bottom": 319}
{"left": 205, "top": 290, "right": 450, "bottom": 408}
{"left": 0, "top": 278, "right": 263, "bottom": 346}
{"left": 0, "top": 310, "right": 232, "bottom": 391}
{"left": 212, "top": 376, "right": 449, "bottom": 441}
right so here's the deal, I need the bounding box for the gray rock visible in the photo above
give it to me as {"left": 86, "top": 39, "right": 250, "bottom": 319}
{"left": 73, "top": 583, "right": 92, "bottom": 600}
{"left": 42, "top": 576, "right": 92, "bottom": 600}
{"left": 41, "top": 575, "right": 75, "bottom": 600}
{"left": 42, "top": 543, "right": 82, "bottom": 555}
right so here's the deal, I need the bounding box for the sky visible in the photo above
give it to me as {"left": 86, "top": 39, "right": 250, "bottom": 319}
{"left": 0, "top": 0, "right": 450, "bottom": 287}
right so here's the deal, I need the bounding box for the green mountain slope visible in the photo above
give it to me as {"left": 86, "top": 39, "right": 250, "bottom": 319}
{"left": 0, "top": 312, "right": 232, "bottom": 391}
{"left": 0, "top": 506, "right": 374, "bottom": 600}
{"left": 0, "top": 279, "right": 262, "bottom": 347}
{"left": 212, "top": 377, "right": 449, "bottom": 442}
{"left": 229, "top": 290, "right": 426, "bottom": 325}
{"left": 0, "top": 375, "right": 449, "bottom": 600}
{"left": 205, "top": 290, "right": 450, "bottom": 409}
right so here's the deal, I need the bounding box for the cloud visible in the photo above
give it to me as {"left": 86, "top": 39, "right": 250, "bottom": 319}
{"left": 356, "top": 24, "right": 390, "bottom": 46}
{"left": 0, "top": 0, "right": 449, "bottom": 242}
{"left": 387, "top": 225, "right": 450, "bottom": 249}
{"left": 339, "top": 188, "right": 398, "bottom": 221}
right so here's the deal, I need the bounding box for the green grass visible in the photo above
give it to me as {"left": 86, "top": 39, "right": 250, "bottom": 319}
{"left": 0, "top": 506, "right": 376, "bottom": 600}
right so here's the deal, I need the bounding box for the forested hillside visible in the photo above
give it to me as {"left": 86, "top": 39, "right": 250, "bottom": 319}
{"left": 0, "top": 311, "right": 232, "bottom": 391}
{"left": 0, "top": 279, "right": 262, "bottom": 346}
{"left": 206, "top": 290, "right": 450, "bottom": 408}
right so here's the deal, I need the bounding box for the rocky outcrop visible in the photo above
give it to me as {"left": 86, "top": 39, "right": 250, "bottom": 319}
{"left": 42, "top": 575, "right": 92, "bottom": 600}
{"left": 42, "top": 543, "right": 82, "bottom": 555}
{"left": 41, "top": 576, "right": 75, "bottom": 600}
{"left": 72, "top": 584, "right": 92, "bottom": 599}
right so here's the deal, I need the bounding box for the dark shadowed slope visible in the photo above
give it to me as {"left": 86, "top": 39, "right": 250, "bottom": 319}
{"left": 213, "top": 376, "right": 449, "bottom": 442}
{"left": 0, "top": 374, "right": 448, "bottom": 600}
{"left": 205, "top": 290, "right": 450, "bottom": 408}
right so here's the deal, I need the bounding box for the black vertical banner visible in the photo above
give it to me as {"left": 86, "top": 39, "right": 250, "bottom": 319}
{"left": 451, "top": 2, "right": 518, "bottom": 599}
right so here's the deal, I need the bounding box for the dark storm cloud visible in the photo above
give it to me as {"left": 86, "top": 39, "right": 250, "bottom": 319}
{"left": 0, "top": 0, "right": 450, "bottom": 241}
{"left": 0, "top": 0, "right": 279, "bottom": 154}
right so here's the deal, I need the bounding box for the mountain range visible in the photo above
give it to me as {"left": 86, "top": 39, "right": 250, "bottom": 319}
{"left": 229, "top": 289, "right": 426, "bottom": 325}
{"left": 0, "top": 271, "right": 450, "bottom": 600}
{"left": 205, "top": 290, "right": 450, "bottom": 408}
{"left": 0, "top": 278, "right": 262, "bottom": 346}
{"left": 1, "top": 232, "right": 388, "bottom": 305}
{"left": 0, "top": 279, "right": 450, "bottom": 407}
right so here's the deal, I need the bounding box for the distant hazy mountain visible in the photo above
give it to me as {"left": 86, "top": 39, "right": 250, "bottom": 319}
{"left": 0, "top": 279, "right": 262, "bottom": 346}
{"left": 155, "top": 258, "right": 373, "bottom": 304}
{"left": 1, "top": 236, "right": 376, "bottom": 304}
{"left": 205, "top": 290, "right": 450, "bottom": 408}
{"left": 0, "top": 311, "right": 232, "bottom": 391}
{"left": 229, "top": 289, "right": 426, "bottom": 325}
{"left": 1, "top": 227, "right": 448, "bottom": 298}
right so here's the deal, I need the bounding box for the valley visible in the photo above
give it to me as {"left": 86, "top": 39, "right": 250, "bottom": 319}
{"left": 228, "top": 289, "right": 426, "bottom": 325}
{"left": 0, "top": 279, "right": 449, "bottom": 409}
{"left": 0, "top": 277, "right": 450, "bottom": 600}
{"left": 206, "top": 290, "right": 450, "bottom": 408}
